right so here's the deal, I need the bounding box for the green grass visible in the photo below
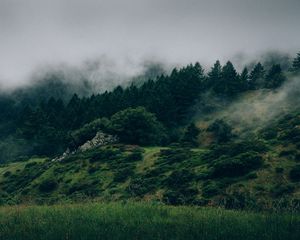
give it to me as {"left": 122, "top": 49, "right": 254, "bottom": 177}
{"left": 0, "top": 202, "right": 299, "bottom": 240}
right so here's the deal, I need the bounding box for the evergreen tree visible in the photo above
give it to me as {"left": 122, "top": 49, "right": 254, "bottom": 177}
{"left": 221, "top": 61, "right": 239, "bottom": 96}
{"left": 240, "top": 67, "right": 249, "bottom": 91}
{"left": 264, "top": 64, "right": 286, "bottom": 89}
{"left": 109, "top": 107, "right": 166, "bottom": 145}
{"left": 291, "top": 52, "right": 300, "bottom": 74}
{"left": 181, "top": 123, "right": 200, "bottom": 146}
{"left": 208, "top": 60, "right": 222, "bottom": 93}
{"left": 248, "top": 63, "right": 265, "bottom": 90}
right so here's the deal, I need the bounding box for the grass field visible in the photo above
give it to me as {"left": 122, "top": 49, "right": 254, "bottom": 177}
{"left": 0, "top": 202, "right": 299, "bottom": 240}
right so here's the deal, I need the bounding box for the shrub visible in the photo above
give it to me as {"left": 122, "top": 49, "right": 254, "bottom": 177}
{"left": 163, "top": 188, "right": 198, "bottom": 205}
{"left": 275, "top": 167, "right": 284, "bottom": 174}
{"left": 289, "top": 165, "right": 300, "bottom": 181}
{"left": 271, "top": 184, "right": 295, "bottom": 197}
{"left": 202, "top": 182, "right": 221, "bottom": 197}
{"left": 159, "top": 148, "right": 192, "bottom": 164}
{"left": 3, "top": 171, "right": 11, "bottom": 177}
{"left": 88, "top": 166, "right": 98, "bottom": 174}
{"left": 181, "top": 123, "right": 200, "bottom": 147}
{"left": 109, "top": 107, "right": 166, "bottom": 146}
{"left": 207, "top": 119, "right": 233, "bottom": 143}
{"left": 125, "top": 151, "right": 143, "bottom": 162}
{"left": 164, "top": 169, "right": 195, "bottom": 188}
{"left": 211, "top": 151, "right": 263, "bottom": 178}
{"left": 113, "top": 168, "right": 134, "bottom": 182}
{"left": 279, "top": 150, "right": 297, "bottom": 158}
{"left": 127, "top": 177, "right": 157, "bottom": 196}
{"left": 68, "top": 182, "right": 100, "bottom": 196}
{"left": 295, "top": 153, "right": 300, "bottom": 162}
{"left": 204, "top": 140, "right": 267, "bottom": 162}
{"left": 39, "top": 179, "right": 58, "bottom": 192}
{"left": 68, "top": 117, "right": 110, "bottom": 150}
{"left": 25, "top": 161, "right": 38, "bottom": 168}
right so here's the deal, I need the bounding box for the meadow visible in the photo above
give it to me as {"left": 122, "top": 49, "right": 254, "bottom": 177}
{"left": 0, "top": 202, "right": 299, "bottom": 240}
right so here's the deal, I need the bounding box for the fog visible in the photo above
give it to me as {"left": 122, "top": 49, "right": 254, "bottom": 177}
{"left": 198, "top": 75, "right": 300, "bottom": 135}
{"left": 0, "top": 0, "right": 300, "bottom": 89}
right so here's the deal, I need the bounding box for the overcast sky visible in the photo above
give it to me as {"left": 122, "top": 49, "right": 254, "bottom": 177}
{"left": 0, "top": 0, "right": 300, "bottom": 88}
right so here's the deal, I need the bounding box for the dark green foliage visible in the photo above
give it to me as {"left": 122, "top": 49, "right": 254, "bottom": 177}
{"left": 275, "top": 167, "right": 284, "bottom": 174}
{"left": 207, "top": 119, "right": 233, "bottom": 143}
{"left": 239, "top": 67, "right": 249, "bottom": 91}
{"left": 181, "top": 123, "right": 200, "bottom": 147}
{"left": 68, "top": 118, "right": 110, "bottom": 150}
{"left": 3, "top": 171, "right": 11, "bottom": 177}
{"left": 221, "top": 61, "right": 240, "bottom": 96}
{"left": 289, "top": 165, "right": 300, "bottom": 181}
{"left": 87, "top": 166, "right": 98, "bottom": 174}
{"left": 207, "top": 60, "right": 222, "bottom": 93}
{"left": 248, "top": 63, "right": 265, "bottom": 90}
{"left": 291, "top": 52, "right": 300, "bottom": 73}
{"left": 163, "top": 188, "right": 198, "bottom": 205}
{"left": 204, "top": 140, "right": 267, "bottom": 161}
{"left": 125, "top": 151, "right": 143, "bottom": 162}
{"left": 113, "top": 167, "right": 134, "bottom": 182}
{"left": 222, "top": 188, "right": 255, "bottom": 210}
{"left": 164, "top": 169, "right": 195, "bottom": 188}
{"left": 211, "top": 151, "right": 263, "bottom": 178}
{"left": 159, "top": 148, "right": 192, "bottom": 164}
{"left": 68, "top": 181, "right": 100, "bottom": 197}
{"left": 39, "top": 179, "right": 58, "bottom": 192}
{"left": 88, "top": 148, "right": 121, "bottom": 163}
{"left": 264, "top": 64, "right": 286, "bottom": 89}
{"left": 271, "top": 184, "right": 295, "bottom": 197}
{"left": 127, "top": 177, "right": 157, "bottom": 196}
{"left": 202, "top": 182, "right": 221, "bottom": 197}
{"left": 109, "top": 107, "right": 166, "bottom": 146}
{"left": 0, "top": 56, "right": 297, "bottom": 162}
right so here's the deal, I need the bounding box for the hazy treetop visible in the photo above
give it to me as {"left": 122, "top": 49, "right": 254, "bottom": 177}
{"left": 0, "top": 0, "right": 299, "bottom": 88}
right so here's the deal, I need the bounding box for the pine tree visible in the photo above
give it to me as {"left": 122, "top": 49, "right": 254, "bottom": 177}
{"left": 221, "top": 61, "right": 239, "bottom": 96}
{"left": 181, "top": 123, "right": 200, "bottom": 146}
{"left": 208, "top": 60, "right": 222, "bottom": 93}
{"left": 240, "top": 67, "right": 249, "bottom": 90}
{"left": 291, "top": 52, "right": 300, "bottom": 74}
{"left": 248, "top": 63, "right": 265, "bottom": 90}
{"left": 264, "top": 64, "right": 286, "bottom": 89}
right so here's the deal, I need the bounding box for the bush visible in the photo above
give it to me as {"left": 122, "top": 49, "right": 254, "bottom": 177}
{"left": 271, "top": 184, "right": 295, "bottom": 197}
{"left": 202, "top": 182, "right": 221, "bottom": 197}
{"left": 3, "top": 171, "right": 11, "bottom": 177}
{"left": 109, "top": 107, "right": 166, "bottom": 146}
{"left": 207, "top": 119, "right": 233, "bottom": 143}
{"left": 113, "top": 167, "right": 134, "bottom": 182}
{"left": 163, "top": 188, "right": 198, "bottom": 205}
{"left": 125, "top": 151, "right": 143, "bottom": 162}
{"left": 181, "top": 123, "right": 200, "bottom": 147}
{"left": 211, "top": 151, "right": 263, "bottom": 178}
{"left": 159, "top": 148, "right": 192, "bottom": 164}
{"left": 39, "top": 179, "right": 58, "bottom": 192}
{"left": 127, "top": 177, "right": 157, "bottom": 196}
{"left": 68, "top": 118, "right": 110, "bottom": 150}
{"left": 289, "top": 165, "right": 300, "bottom": 182}
{"left": 88, "top": 166, "right": 98, "bottom": 174}
{"left": 25, "top": 161, "right": 38, "bottom": 168}
{"left": 204, "top": 140, "right": 267, "bottom": 162}
{"left": 164, "top": 170, "right": 195, "bottom": 188}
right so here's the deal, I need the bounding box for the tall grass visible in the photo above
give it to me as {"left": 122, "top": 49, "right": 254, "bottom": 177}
{"left": 0, "top": 202, "right": 299, "bottom": 240}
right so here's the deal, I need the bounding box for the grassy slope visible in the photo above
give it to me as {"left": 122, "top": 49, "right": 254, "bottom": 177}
{"left": 1, "top": 91, "right": 300, "bottom": 208}
{"left": 0, "top": 202, "right": 299, "bottom": 240}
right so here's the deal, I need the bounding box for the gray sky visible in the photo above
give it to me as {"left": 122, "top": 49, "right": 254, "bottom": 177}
{"left": 0, "top": 0, "right": 300, "bottom": 88}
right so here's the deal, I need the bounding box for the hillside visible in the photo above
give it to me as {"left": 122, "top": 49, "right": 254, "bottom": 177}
{"left": 1, "top": 108, "right": 300, "bottom": 210}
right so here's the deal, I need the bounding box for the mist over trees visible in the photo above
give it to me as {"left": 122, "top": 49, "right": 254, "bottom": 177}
{"left": 0, "top": 52, "right": 299, "bottom": 163}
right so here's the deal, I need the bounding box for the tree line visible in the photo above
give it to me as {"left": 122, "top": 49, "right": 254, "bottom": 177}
{"left": 0, "top": 53, "right": 299, "bottom": 162}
